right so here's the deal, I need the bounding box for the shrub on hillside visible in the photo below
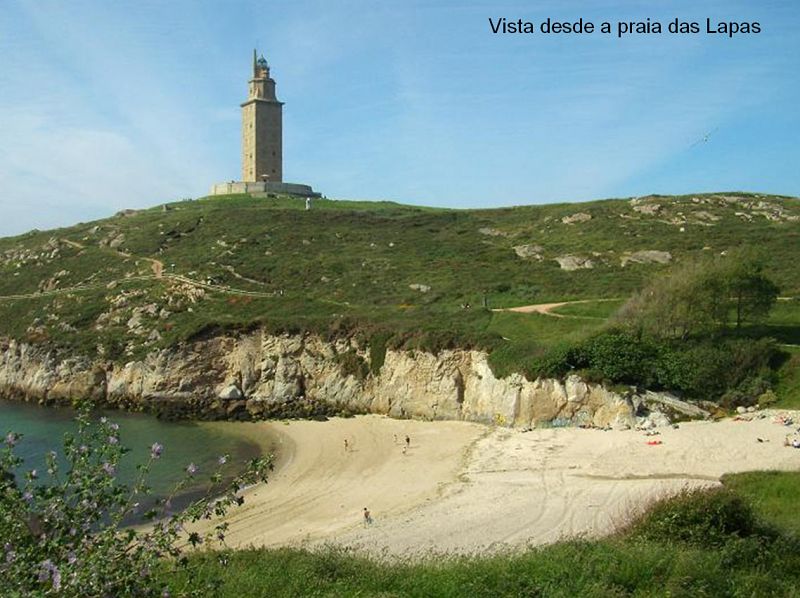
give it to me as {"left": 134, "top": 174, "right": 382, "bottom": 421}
{"left": 578, "top": 331, "right": 660, "bottom": 386}
{"left": 719, "top": 376, "right": 773, "bottom": 409}
{"left": 629, "top": 487, "right": 766, "bottom": 548}
{"left": 530, "top": 331, "right": 781, "bottom": 402}
{"left": 527, "top": 342, "right": 582, "bottom": 379}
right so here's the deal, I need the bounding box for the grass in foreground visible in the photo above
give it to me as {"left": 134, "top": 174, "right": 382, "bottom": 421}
{"left": 721, "top": 470, "right": 800, "bottom": 535}
{"left": 166, "top": 472, "right": 800, "bottom": 597}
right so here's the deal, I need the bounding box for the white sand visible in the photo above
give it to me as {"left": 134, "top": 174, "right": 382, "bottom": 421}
{"left": 199, "top": 412, "right": 800, "bottom": 557}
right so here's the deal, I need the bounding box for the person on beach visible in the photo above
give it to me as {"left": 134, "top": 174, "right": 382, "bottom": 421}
{"left": 402, "top": 445, "right": 407, "bottom": 456}
{"left": 405, "top": 435, "right": 410, "bottom": 448}
{"left": 363, "top": 507, "right": 372, "bottom": 527}
{"left": 344, "top": 439, "right": 349, "bottom": 452}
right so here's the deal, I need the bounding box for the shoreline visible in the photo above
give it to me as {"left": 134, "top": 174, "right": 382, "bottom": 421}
{"left": 0, "top": 398, "right": 276, "bottom": 523}
{"left": 194, "top": 411, "right": 800, "bottom": 558}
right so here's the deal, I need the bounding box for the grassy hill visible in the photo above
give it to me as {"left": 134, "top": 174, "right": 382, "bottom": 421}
{"left": 0, "top": 191, "right": 798, "bottom": 391}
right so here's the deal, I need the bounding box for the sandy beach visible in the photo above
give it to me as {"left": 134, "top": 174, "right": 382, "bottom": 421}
{"left": 199, "top": 412, "right": 800, "bottom": 557}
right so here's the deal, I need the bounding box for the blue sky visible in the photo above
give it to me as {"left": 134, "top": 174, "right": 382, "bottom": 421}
{"left": 0, "top": 0, "right": 798, "bottom": 236}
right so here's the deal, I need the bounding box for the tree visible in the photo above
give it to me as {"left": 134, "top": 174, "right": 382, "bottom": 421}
{"left": 615, "top": 250, "right": 779, "bottom": 339}
{"left": 720, "top": 249, "right": 780, "bottom": 329}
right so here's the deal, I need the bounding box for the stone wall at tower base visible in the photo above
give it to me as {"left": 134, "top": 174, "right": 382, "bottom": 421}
{"left": 210, "top": 181, "right": 321, "bottom": 197}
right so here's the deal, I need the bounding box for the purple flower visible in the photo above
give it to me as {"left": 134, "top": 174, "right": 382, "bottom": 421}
{"left": 186, "top": 463, "right": 198, "bottom": 476}
{"left": 67, "top": 552, "right": 77, "bottom": 565}
{"left": 102, "top": 462, "right": 116, "bottom": 476}
{"left": 150, "top": 442, "right": 164, "bottom": 459}
{"left": 79, "top": 444, "right": 88, "bottom": 454}
{"left": 110, "top": 422, "right": 120, "bottom": 431}
{"left": 4, "top": 432, "right": 18, "bottom": 447}
{"left": 22, "top": 491, "right": 33, "bottom": 502}
{"left": 108, "top": 435, "right": 119, "bottom": 445}
{"left": 38, "top": 560, "right": 61, "bottom": 589}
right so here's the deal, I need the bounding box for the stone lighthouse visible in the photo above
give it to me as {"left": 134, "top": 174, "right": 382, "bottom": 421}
{"left": 210, "top": 50, "right": 318, "bottom": 197}
{"left": 241, "top": 50, "right": 283, "bottom": 182}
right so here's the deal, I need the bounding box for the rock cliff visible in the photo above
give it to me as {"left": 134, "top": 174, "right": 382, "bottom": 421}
{"left": 0, "top": 332, "right": 691, "bottom": 428}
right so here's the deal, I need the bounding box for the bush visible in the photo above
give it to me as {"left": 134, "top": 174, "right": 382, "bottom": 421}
{"left": 658, "top": 337, "right": 779, "bottom": 401}
{"left": 579, "top": 331, "right": 659, "bottom": 386}
{"left": 719, "top": 377, "right": 772, "bottom": 409}
{"left": 0, "top": 410, "right": 271, "bottom": 596}
{"left": 532, "top": 330, "right": 783, "bottom": 403}
{"left": 528, "top": 342, "right": 581, "bottom": 379}
{"left": 630, "top": 487, "right": 765, "bottom": 548}
{"left": 335, "top": 349, "right": 370, "bottom": 380}
{"left": 368, "top": 332, "right": 390, "bottom": 375}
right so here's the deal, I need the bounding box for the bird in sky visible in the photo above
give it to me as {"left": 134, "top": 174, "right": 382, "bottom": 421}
{"left": 690, "top": 127, "right": 718, "bottom": 148}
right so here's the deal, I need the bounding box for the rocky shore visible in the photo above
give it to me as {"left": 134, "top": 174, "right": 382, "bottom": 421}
{"left": 0, "top": 332, "right": 706, "bottom": 427}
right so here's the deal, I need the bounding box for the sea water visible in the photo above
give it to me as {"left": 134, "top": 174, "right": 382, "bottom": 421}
{"left": 0, "top": 398, "right": 265, "bottom": 517}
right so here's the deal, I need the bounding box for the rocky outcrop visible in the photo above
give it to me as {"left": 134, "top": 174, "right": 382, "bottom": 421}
{"left": 632, "top": 203, "right": 662, "bottom": 216}
{"left": 561, "top": 212, "right": 592, "bottom": 225}
{"left": 634, "top": 390, "right": 710, "bottom": 420}
{"left": 478, "top": 227, "right": 508, "bottom": 237}
{"left": 619, "top": 250, "right": 672, "bottom": 267}
{"left": 555, "top": 255, "right": 595, "bottom": 271}
{"left": 0, "top": 333, "right": 699, "bottom": 429}
{"left": 408, "top": 283, "right": 431, "bottom": 293}
{"left": 513, "top": 244, "right": 543, "bottom": 260}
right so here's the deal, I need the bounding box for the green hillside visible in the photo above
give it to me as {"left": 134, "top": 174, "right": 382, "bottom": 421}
{"left": 0, "top": 191, "right": 798, "bottom": 377}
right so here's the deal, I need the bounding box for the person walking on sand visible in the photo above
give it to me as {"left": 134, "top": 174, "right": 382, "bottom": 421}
{"left": 344, "top": 439, "right": 349, "bottom": 452}
{"left": 363, "top": 507, "right": 372, "bottom": 527}
{"left": 405, "top": 435, "right": 410, "bottom": 448}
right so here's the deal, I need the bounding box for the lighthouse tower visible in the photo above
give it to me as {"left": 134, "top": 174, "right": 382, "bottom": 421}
{"left": 241, "top": 50, "right": 283, "bottom": 183}
{"left": 210, "top": 50, "right": 318, "bottom": 198}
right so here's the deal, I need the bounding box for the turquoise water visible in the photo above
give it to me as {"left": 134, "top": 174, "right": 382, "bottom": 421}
{"left": 0, "top": 399, "right": 264, "bottom": 516}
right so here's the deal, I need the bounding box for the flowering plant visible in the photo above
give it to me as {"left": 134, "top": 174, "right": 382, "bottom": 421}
{"left": 0, "top": 410, "right": 271, "bottom": 596}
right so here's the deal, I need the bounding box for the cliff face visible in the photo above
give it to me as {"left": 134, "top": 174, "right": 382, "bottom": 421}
{"left": 0, "top": 332, "right": 643, "bottom": 428}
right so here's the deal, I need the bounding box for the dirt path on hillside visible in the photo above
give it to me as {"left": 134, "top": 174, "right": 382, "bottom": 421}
{"left": 0, "top": 273, "right": 276, "bottom": 301}
{"left": 495, "top": 298, "right": 622, "bottom": 318}
{"left": 148, "top": 258, "right": 163, "bottom": 277}
{"left": 0, "top": 239, "right": 278, "bottom": 300}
